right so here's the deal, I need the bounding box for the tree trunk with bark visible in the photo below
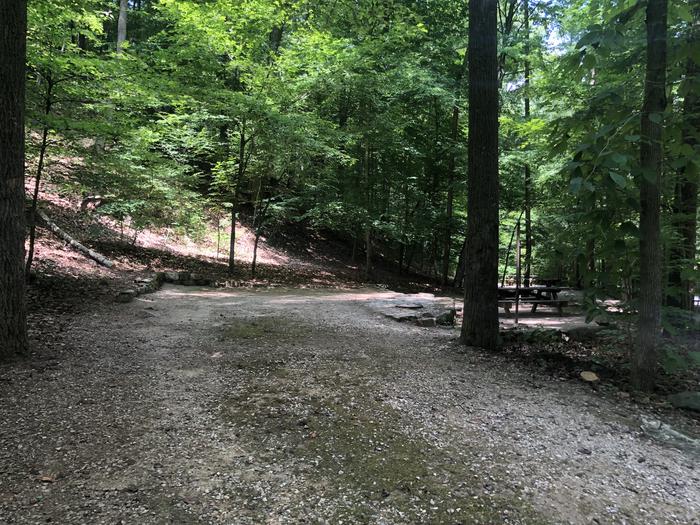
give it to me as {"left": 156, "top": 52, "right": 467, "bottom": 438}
{"left": 667, "top": 15, "right": 698, "bottom": 311}
{"left": 453, "top": 237, "right": 467, "bottom": 289}
{"left": 633, "top": 0, "right": 667, "bottom": 391}
{"left": 117, "top": 0, "right": 127, "bottom": 53}
{"left": 0, "top": 0, "right": 28, "bottom": 357}
{"left": 25, "top": 75, "right": 53, "bottom": 278}
{"left": 461, "top": 0, "right": 500, "bottom": 350}
{"left": 228, "top": 203, "right": 236, "bottom": 275}
{"left": 523, "top": 0, "right": 533, "bottom": 287}
{"left": 37, "top": 209, "right": 114, "bottom": 268}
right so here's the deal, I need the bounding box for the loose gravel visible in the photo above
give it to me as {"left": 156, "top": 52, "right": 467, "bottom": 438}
{"left": 0, "top": 285, "right": 698, "bottom": 524}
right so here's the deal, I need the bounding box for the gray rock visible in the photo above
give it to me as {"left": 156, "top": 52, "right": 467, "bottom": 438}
{"left": 164, "top": 271, "right": 180, "bottom": 283}
{"left": 436, "top": 309, "right": 456, "bottom": 326}
{"left": 415, "top": 317, "right": 436, "bottom": 327}
{"left": 115, "top": 290, "right": 137, "bottom": 303}
{"left": 190, "top": 273, "right": 211, "bottom": 286}
{"left": 383, "top": 311, "right": 419, "bottom": 322}
{"left": 668, "top": 391, "right": 700, "bottom": 412}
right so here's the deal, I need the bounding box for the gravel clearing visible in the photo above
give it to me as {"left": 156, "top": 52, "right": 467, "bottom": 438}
{"left": 1, "top": 285, "right": 698, "bottom": 524}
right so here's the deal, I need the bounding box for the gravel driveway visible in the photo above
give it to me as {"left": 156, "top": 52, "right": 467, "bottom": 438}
{"left": 1, "top": 285, "right": 698, "bottom": 524}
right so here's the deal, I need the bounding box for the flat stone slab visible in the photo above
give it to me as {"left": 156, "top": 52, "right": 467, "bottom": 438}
{"left": 668, "top": 392, "right": 700, "bottom": 412}
{"left": 369, "top": 293, "right": 457, "bottom": 326}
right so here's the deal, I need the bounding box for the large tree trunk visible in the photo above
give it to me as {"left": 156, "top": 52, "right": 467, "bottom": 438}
{"left": 0, "top": 0, "right": 28, "bottom": 357}
{"left": 667, "top": 16, "right": 698, "bottom": 311}
{"left": 117, "top": 0, "right": 127, "bottom": 53}
{"left": 633, "top": 0, "right": 667, "bottom": 392}
{"left": 461, "top": 0, "right": 500, "bottom": 350}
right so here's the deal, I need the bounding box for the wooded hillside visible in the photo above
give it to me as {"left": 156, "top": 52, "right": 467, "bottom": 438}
{"left": 2, "top": 0, "right": 699, "bottom": 386}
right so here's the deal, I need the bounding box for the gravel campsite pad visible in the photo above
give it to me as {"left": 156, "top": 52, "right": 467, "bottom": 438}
{"left": 1, "top": 285, "right": 698, "bottom": 524}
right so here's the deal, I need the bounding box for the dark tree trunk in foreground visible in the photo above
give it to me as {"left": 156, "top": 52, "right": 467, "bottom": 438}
{"left": 460, "top": 0, "right": 500, "bottom": 350}
{"left": 633, "top": 0, "right": 667, "bottom": 391}
{"left": 0, "top": 0, "right": 28, "bottom": 357}
{"left": 668, "top": 15, "right": 698, "bottom": 311}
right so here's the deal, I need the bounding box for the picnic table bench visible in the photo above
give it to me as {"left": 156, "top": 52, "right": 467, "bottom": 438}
{"left": 498, "top": 286, "right": 568, "bottom": 316}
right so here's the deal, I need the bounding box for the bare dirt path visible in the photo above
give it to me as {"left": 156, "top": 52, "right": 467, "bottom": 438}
{"left": 1, "top": 285, "right": 698, "bottom": 524}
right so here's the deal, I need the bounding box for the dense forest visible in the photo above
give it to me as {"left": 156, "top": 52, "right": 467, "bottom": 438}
{"left": 4, "top": 0, "right": 697, "bottom": 382}
{"left": 1, "top": 0, "right": 699, "bottom": 522}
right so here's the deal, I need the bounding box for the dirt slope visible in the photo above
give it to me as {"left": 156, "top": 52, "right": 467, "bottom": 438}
{"left": 1, "top": 285, "right": 697, "bottom": 524}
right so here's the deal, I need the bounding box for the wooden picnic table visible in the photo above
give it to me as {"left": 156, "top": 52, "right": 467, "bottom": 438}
{"left": 497, "top": 286, "right": 567, "bottom": 315}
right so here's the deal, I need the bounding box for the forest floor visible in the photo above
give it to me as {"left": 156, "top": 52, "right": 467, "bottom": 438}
{"left": 2, "top": 183, "right": 699, "bottom": 523}
{"left": 1, "top": 283, "right": 699, "bottom": 524}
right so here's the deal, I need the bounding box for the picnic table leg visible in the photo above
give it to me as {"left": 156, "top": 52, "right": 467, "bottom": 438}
{"left": 531, "top": 303, "right": 537, "bottom": 313}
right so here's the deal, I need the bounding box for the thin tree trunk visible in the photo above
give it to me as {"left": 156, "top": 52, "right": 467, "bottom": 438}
{"left": 453, "top": 237, "right": 467, "bottom": 289}
{"left": 667, "top": 15, "right": 698, "bottom": 311}
{"left": 523, "top": 0, "right": 533, "bottom": 286}
{"left": 365, "top": 228, "right": 373, "bottom": 278}
{"left": 228, "top": 204, "right": 236, "bottom": 274}
{"left": 228, "top": 123, "right": 247, "bottom": 275}
{"left": 461, "top": 0, "right": 500, "bottom": 350}
{"left": 0, "top": 0, "right": 28, "bottom": 357}
{"left": 216, "top": 214, "right": 221, "bottom": 260}
{"left": 117, "top": 0, "right": 127, "bottom": 53}
{"left": 586, "top": 238, "right": 595, "bottom": 288}
{"left": 442, "top": 105, "right": 459, "bottom": 285}
{"left": 37, "top": 209, "right": 114, "bottom": 267}
{"left": 633, "top": 0, "right": 667, "bottom": 391}
{"left": 252, "top": 234, "right": 260, "bottom": 277}
{"left": 25, "top": 78, "right": 53, "bottom": 278}
{"left": 502, "top": 211, "right": 524, "bottom": 286}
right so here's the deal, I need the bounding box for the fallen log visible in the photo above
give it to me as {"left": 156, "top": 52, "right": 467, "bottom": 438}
{"left": 37, "top": 209, "right": 114, "bottom": 268}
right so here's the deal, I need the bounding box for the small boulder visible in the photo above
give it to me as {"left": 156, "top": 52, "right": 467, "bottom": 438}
{"left": 164, "top": 271, "right": 179, "bottom": 283}
{"left": 191, "top": 273, "right": 211, "bottom": 286}
{"left": 580, "top": 371, "right": 600, "bottom": 383}
{"left": 116, "top": 289, "right": 137, "bottom": 303}
{"left": 668, "top": 391, "right": 700, "bottom": 413}
{"left": 436, "top": 309, "right": 456, "bottom": 326}
{"left": 415, "top": 317, "right": 436, "bottom": 327}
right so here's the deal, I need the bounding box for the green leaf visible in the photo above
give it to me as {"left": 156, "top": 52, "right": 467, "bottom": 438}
{"left": 609, "top": 172, "right": 626, "bottom": 187}
{"left": 648, "top": 113, "right": 663, "bottom": 124}
{"left": 569, "top": 177, "right": 583, "bottom": 194}
{"left": 610, "top": 153, "right": 627, "bottom": 166}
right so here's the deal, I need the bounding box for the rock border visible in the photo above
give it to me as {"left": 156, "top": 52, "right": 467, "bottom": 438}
{"left": 115, "top": 271, "right": 215, "bottom": 303}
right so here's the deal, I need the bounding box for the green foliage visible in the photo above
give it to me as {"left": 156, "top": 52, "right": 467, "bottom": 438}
{"left": 24, "top": 0, "right": 699, "bottom": 316}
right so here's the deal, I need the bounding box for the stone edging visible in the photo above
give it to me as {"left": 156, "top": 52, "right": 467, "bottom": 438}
{"left": 115, "top": 271, "right": 214, "bottom": 303}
